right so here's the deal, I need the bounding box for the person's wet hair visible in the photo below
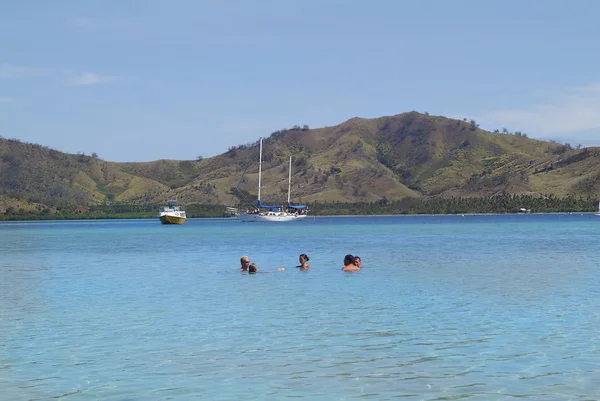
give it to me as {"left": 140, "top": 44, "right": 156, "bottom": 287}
{"left": 344, "top": 254, "right": 355, "bottom": 266}
{"left": 249, "top": 263, "right": 257, "bottom": 273}
{"left": 300, "top": 253, "right": 309, "bottom": 261}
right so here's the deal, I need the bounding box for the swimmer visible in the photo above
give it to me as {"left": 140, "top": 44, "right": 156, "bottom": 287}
{"left": 342, "top": 254, "right": 360, "bottom": 271}
{"left": 249, "top": 263, "right": 258, "bottom": 273}
{"left": 240, "top": 255, "right": 250, "bottom": 271}
{"left": 296, "top": 253, "right": 311, "bottom": 269}
{"left": 246, "top": 262, "right": 285, "bottom": 274}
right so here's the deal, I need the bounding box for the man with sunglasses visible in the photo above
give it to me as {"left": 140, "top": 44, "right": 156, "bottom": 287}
{"left": 240, "top": 256, "right": 251, "bottom": 271}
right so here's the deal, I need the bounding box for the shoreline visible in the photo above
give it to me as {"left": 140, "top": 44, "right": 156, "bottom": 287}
{"left": 0, "top": 211, "right": 596, "bottom": 223}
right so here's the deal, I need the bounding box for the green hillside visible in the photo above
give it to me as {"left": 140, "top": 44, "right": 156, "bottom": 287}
{"left": 1, "top": 111, "right": 600, "bottom": 215}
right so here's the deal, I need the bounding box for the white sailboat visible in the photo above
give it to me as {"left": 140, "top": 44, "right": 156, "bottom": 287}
{"left": 237, "top": 137, "right": 308, "bottom": 222}
{"left": 595, "top": 200, "right": 600, "bottom": 216}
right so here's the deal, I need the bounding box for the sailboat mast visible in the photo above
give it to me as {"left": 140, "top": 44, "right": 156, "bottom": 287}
{"left": 257, "top": 137, "right": 262, "bottom": 203}
{"left": 287, "top": 156, "right": 292, "bottom": 204}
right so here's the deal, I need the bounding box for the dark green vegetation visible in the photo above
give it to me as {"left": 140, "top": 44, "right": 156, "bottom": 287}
{"left": 309, "top": 194, "right": 597, "bottom": 215}
{"left": 2, "top": 111, "right": 599, "bottom": 219}
{"left": 0, "top": 203, "right": 227, "bottom": 221}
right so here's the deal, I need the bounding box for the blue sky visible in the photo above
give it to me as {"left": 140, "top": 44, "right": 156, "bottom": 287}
{"left": 1, "top": 0, "right": 599, "bottom": 162}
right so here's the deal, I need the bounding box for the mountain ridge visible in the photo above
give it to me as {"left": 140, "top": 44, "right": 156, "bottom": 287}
{"left": 1, "top": 111, "right": 599, "bottom": 213}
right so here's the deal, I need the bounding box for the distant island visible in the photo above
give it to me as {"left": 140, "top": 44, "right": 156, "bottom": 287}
{"left": 1, "top": 111, "right": 599, "bottom": 220}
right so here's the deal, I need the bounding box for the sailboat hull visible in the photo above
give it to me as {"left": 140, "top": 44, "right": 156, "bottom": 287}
{"left": 238, "top": 213, "right": 307, "bottom": 222}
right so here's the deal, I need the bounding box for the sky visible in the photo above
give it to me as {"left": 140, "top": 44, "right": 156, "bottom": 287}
{"left": 1, "top": 0, "right": 600, "bottom": 162}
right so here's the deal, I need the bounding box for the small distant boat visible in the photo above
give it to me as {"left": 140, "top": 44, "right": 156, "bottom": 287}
{"left": 595, "top": 200, "right": 600, "bottom": 216}
{"left": 159, "top": 200, "right": 186, "bottom": 224}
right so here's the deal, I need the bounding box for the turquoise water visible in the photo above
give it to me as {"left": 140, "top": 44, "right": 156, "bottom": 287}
{"left": 1, "top": 214, "right": 600, "bottom": 400}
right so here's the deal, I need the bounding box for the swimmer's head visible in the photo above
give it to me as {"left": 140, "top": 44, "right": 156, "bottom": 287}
{"left": 249, "top": 263, "right": 257, "bottom": 273}
{"left": 240, "top": 255, "right": 250, "bottom": 270}
{"left": 344, "top": 254, "right": 355, "bottom": 266}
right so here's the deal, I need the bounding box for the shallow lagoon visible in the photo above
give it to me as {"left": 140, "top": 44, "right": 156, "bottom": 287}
{"left": 1, "top": 214, "right": 599, "bottom": 400}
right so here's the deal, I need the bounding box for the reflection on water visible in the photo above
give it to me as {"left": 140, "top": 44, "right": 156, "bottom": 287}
{"left": 1, "top": 215, "right": 600, "bottom": 400}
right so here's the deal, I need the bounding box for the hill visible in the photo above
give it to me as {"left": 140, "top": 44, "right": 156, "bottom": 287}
{"left": 1, "top": 111, "right": 600, "bottom": 213}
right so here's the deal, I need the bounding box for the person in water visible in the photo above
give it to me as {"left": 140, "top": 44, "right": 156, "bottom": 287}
{"left": 240, "top": 255, "right": 250, "bottom": 271}
{"left": 296, "top": 253, "right": 311, "bottom": 269}
{"left": 353, "top": 256, "right": 361, "bottom": 268}
{"left": 247, "top": 263, "right": 285, "bottom": 273}
{"left": 342, "top": 254, "right": 360, "bottom": 271}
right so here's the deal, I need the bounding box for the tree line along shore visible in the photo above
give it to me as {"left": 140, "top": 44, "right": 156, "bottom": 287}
{"left": 1, "top": 194, "right": 597, "bottom": 221}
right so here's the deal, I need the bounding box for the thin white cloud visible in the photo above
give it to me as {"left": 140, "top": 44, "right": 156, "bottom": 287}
{"left": 1, "top": 63, "right": 119, "bottom": 88}
{"left": 65, "top": 72, "right": 118, "bottom": 86}
{"left": 0, "top": 62, "right": 46, "bottom": 79}
{"left": 473, "top": 82, "right": 600, "bottom": 136}
{"left": 0, "top": 97, "right": 14, "bottom": 103}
